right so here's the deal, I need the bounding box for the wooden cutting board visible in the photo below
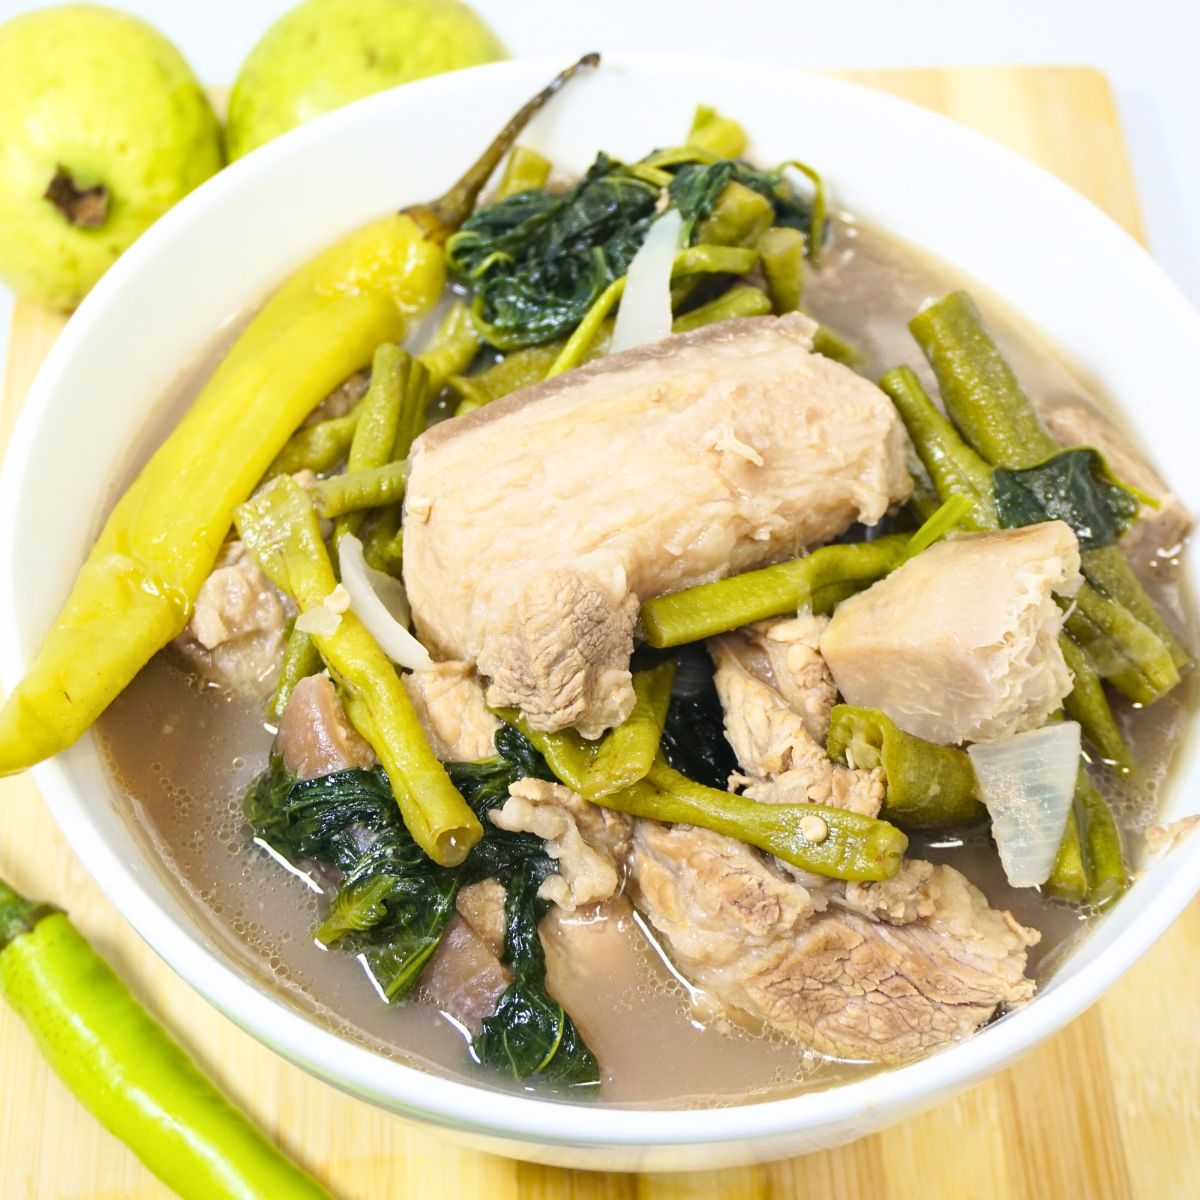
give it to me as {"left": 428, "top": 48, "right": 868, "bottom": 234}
{"left": 1, "top": 66, "right": 1196, "bottom": 1200}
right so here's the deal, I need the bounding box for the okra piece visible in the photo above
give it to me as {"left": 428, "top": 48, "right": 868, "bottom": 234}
{"left": 759, "top": 225, "right": 806, "bottom": 314}
{"left": 269, "top": 623, "right": 323, "bottom": 722}
{"left": 1058, "top": 632, "right": 1134, "bottom": 773}
{"left": 578, "top": 660, "right": 676, "bottom": 798}
{"left": 235, "top": 477, "right": 481, "bottom": 866}
{"left": 826, "top": 705, "right": 985, "bottom": 830}
{"left": 640, "top": 534, "right": 909, "bottom": 648}
{"left": 1045, "top": 807, "right": 1089, "bottom": 904}
{"left": 1076, "top": 769, "right": 1130, "bottom": 909}
{"left": 594, "top": 761, "right": 907, "bottom": 881}
{"left": 496, "top": 144, "right": 552, "bottom": 200}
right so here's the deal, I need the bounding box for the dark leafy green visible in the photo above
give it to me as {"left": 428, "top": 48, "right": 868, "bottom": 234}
{"left": 245, "top": 728, "right": 599, "bottom": 1089}
{"left": 659, "top": 644, "right": 739, "bottom": 791}
{"left": 993, "top": 448, "right": 1140, "bottom": 550}
{"left": 474, "top": 860, "right": 599, "bottom": 1087}
{"left": 447, "top": 150, "right": 817, "bottom": 351}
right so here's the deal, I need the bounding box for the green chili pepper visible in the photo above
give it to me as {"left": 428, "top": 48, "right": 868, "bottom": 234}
{"left": 0, "top": 876, "right": 331, "bottom": 1200}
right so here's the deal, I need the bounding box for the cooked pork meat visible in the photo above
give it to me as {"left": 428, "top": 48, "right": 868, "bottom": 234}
{"left": 174, "top": 540, "right": 287, "bottom": 694}
{"left": 1045, "top": 403, "right": 1192, "bottom": 565}
{"left": 627, "top": 820, "right": 1038, "bottom": 1062}
{"left": 420, "top": 915, "right": 511, "bottom": 1035}
{"left": 491, "top": 778, "right": 632, "bottom": 911}
{"left": 274, "top": 674, "right": 375, "bottom": 779}
{"left": 403, "top": 314, "right": 911, "bottom": 738}
{"left": 401, "top": 661, "right": 500, "bottom": 762}
{"left": 710, "top": 631, "right": 883, "bottom": 817}
{"left": 820, "top": 521, "right": 1083, "bottom": 745}
{"left": 455, "top": 878, "right": 508, "bottom": 956}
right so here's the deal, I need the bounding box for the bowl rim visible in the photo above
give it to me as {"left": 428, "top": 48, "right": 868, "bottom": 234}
{"left": 2, "top": 52, "right": 1199, "bottom": 1151}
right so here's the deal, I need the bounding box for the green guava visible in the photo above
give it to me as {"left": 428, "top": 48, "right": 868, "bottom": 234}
{"left": 227, "top": 0, "right": 507, "bottom": 160}
{"left": 0, "top": 4, "right": 224, "bottom": 311}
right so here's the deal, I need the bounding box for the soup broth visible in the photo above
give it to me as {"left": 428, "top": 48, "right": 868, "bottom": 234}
{"left": 96, "top": 216, "right": 1195, "bottom": 1107}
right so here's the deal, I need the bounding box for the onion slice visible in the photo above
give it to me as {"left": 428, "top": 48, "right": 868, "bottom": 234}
{"left": 610, "top": 207, "right": 683, "bottom": 354}
{"left": 337, "top": 533, "right": 433, "bottom": 670}
{"left": 968, "top": 722, "right": 1081, "bottom": 888}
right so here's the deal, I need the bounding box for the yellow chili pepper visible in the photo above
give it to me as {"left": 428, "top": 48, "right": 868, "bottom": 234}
{"left": 0, "top": 55, "right": 599, "bottom": 776}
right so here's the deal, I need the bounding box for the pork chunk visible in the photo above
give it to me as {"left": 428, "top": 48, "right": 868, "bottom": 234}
{"left": 628, "top": 821, "right": 1038, "bottom": 1062}
{"left": 175, "top": 540, "right": 286, "bottom": 694}
{"left": 274, "top": 674, "right": 375, "bottom": 779}
{"left": 710, "top": 631, "right": 883, "bottom": 817}
{"left": 490, "top": 777, "right": 632, "bottom": 911}
{"left": 403, "top": 315, "right": 911, "bottom": 738}
{"left": 820, "top": 521, "right": 1083, "bottom": 745}
{"left": 420, "top": 915, "right": 511, "bottom": 1035}
{"left": 1045, "top": 403, "right": 1192, "bottom": 566}
{"left": 401, "top": 661, "right": 500, "bottom": 762}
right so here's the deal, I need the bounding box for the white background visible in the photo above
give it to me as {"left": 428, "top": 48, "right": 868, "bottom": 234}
{"left": 1, "top": 0, "right": 1198, "bottom": 371}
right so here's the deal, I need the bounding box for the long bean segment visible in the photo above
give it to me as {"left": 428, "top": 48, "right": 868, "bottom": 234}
{"left": 494, "top": 709, "right": 592, "bottom": 793}
{"left": 0, "top": 878, "right": 332, "bottom": 1200}
{"left": 881, "top": 365, "right": 998, "bottom": 530}
{"left": 334, "top": 343, "right": 405, "bottom": 540}
{"left": 671, "top": 285, "right": 771, "bottom": 332}
{"left": 416, "top": 300, "right": 481, "bottom": 392}
{"left": 595, "top": 760, "right": 907, "bottom": 881}
{"left": 235, "top": 477, "right": 481, "bottom": 865}
{"left": 269, "top": 623, "right": 323, "bottom": 722}
{"left": 312, "top": 461, "right": 408, "bottom": 520}
{"left": 267, "top": 406, "right": 361, "bottom": 478}
{"left": 640, "top": 534, "right": 909, "bottom": 649}
{"left": 578, "top": 660, "right": 676, "bottom": 798}
{"left": 909, "top": 290, "right": 1059, "bottom": 467}
{"left": 827, "top": 705, "right": 984, "bottom": 830}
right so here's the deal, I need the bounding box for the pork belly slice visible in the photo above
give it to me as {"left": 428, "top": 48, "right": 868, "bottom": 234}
{"left": 820, "top": 521, "right": 1083, "bottom": 746}
{"left": 628, "top": 821, "right": 1038, "bottom": 1063}
{"left": 403, "top": 314, "right": 911, "bottom": 738}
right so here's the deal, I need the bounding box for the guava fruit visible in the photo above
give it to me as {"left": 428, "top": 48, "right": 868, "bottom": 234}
{"left": 227, "top": 0, "right": 506, "bottom": 160}
{"left": 0, "top": 4, "right": 224, "bottom": 310}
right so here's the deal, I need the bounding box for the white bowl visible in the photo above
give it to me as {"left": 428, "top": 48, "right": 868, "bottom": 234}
{"left": 1, "top": 55, "right": 1198, "bottom": 1172}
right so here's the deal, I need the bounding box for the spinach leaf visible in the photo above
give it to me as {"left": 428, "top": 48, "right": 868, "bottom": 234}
{"left": 245, "top": 728, "right": 601, "bottom": 1089}
{"left": 659, "top": 644, "right": 738, "bottom": 791}
{"left": 993, "top": 447, "right": 1140, "bottom": 550}
{"left": 473, "top": 860, "right": 599, "bottom": 1089}
{"left": 447, "top": 151, "right": 817, "bottom": 352}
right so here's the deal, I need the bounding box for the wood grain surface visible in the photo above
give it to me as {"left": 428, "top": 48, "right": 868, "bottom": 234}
{"left": 1, "top": 66, "right": 1196, "bottom": 1200}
